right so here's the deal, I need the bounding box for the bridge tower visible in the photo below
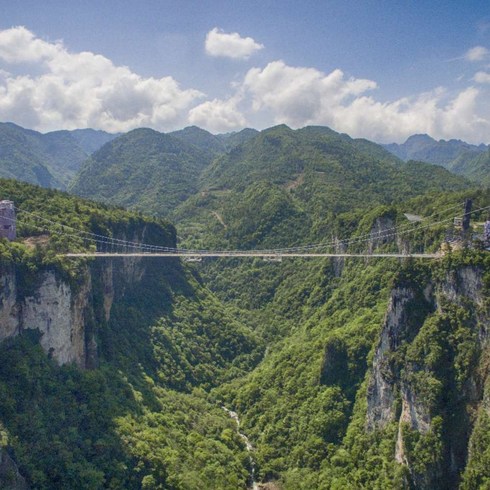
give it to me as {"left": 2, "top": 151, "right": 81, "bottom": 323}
{"left": 484, "top": 218, "right": 490, "bottom": 248}
{"left": 0, "top": 200, "right": 16, "bottom": 241}
{"left": 461, "top": 198, "right": 472, "bottom": 233}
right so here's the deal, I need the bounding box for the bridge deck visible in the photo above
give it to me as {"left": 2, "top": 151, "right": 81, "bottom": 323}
{"left": 63, "top": 252, "right": 441, "bottom": 259}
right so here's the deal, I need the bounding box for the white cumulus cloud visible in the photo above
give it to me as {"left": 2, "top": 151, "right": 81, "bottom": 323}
{"left": 0, "top": 26, "right": 60, "bottom": 63}
{"left": 205, "top": 27, "right": 264, "bottom": 59}
{"left": 1, "top": 27, "right": 489, "bottom": 144}
{"left": 474, "top": 71, "right": 490, "bottom": 83}
{"left": 0, "top": 26, "right": 203, "bottom": 132}
{"left": 243, "top": 61, "right": 377, "bottom": 126}
{"left": 240, "top": 60, "right": 490, "bottom": 143}
{"left": 464, "top": 45, "right": 489, "bottom": 62}
{"left": 188, "top": 96, "right": 246, "bottom": 132}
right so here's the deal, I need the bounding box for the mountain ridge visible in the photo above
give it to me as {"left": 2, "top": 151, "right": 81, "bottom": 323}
{"left": 0, "top": 122, "right": 117, "bottom": 189}
{"left": 384, "top": 133, "right": 490, "bottom": 185}
{"left": 70, "top": 127, "right": 215, "bottom": 216}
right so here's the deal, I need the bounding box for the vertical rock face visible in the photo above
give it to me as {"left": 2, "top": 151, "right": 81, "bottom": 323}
{"left": 366, "top": 264, "right": 488, "bottom": 489}
{"left": 0, "top": 267, "right": 93, "bottom": 367}
{"left": 368, "top": 216, "right": 395, "bottom": 253}
{"left": 0, "top": 221, "right": 172, "bottom": 368}
{"left": 332, "top": 237, "right": 347, "bottom": 277}
{"left": 0, "top": 253, "right": 151, "bottom": 367}
{"left": 0, "top": 449, "right": 28, "bottom": 490}
{"left": 367, "top": 215, "right": 412, "bottom": 255}
{"left": 440, "top": 266, "right": 484, "bottom": 308}
{"left": 0, "top": 239, "right": 168, "bottom": 368}
{"left": 101, "top": 262, "right": 114, "bottom": 323}
{"left": 0, "top": 269, "right": 19, "bottom": 341}
{"left": 22, "top": 272, "right": 88, "bottom": 366}
{"left": 366, "top": 287, "right": 418, "bottom": 430}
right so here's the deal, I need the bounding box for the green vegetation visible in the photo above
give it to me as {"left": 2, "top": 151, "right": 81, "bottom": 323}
{"left": 173, "top": 125, "right": 469, "bottom": 255}
{"left": 0, "top": 123, "right": 112, "bottom": 189}
{"left": 169, "top": 126, "right": 227, "bottom": 157}
{"left": 384, "top": 133, "right": 490, "bottom": 186}
{"left": 70, "top": 128, "right": 214, "bottom": 216}
{"left": 0, "top": 178, "right": 175, "bottom": 284}
{"left": 0, "top": 120, "right": 489, "bottom": 490}
{"left": 450, "top": 148, "right": 490, "bottom": 186}
{"left": 0, "top": 335, "right": 252, "bottom": 489}
{"left": 0, "top": 179, "right": 263, "bottom": 489}
{"left": 212, "top": 248, "right": 489, "bottom": 489}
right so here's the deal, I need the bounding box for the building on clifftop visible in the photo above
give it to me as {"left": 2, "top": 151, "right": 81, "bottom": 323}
{"left": 0, "top": 200, "right": 16, "bottom": 240}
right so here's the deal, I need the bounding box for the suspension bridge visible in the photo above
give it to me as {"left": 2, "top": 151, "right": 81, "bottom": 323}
{"left": 2, "top": 201, "right": 490, "bottom": 261}
{"left": 63, "top": 252, "right": 442, "bottom": 258}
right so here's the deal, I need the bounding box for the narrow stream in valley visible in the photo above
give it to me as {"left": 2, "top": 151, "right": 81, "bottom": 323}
{"left": 223, "top": 407, "right": 259, "bottom": 490}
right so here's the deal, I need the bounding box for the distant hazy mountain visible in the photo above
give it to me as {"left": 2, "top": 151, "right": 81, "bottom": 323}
{"left": 216, "top": 128, "right": 259, "bottom": 150}
{"left": 70, "top": 128, "right": 214, "bottom": 215}
{"left": 0, "top": 122, "right": 85, "bottom": 188}
{"left": 384, "top": 134, "right": 489, "bottom": 185}
{"left": 0, "top": 123, "right": 117, "bottom": 189}
{"left": 169, "top": 126, "right": 227, "bottom": 157}
{"left": 69, "top": 128, "right": 119, "bottom": 154}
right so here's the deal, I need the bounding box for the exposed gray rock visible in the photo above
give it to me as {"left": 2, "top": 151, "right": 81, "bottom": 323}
{"left": 332, "top": 236, "right": 347, "bottom": 277}
{"left": 368, "top": 216, "right": 395, "bottom": 253}
{"left": 366, "top": 287, "right": 416, "bottom": 430}
{"left": 0, "top": 268, "right": 20, "bottom": 341}
{"left": 0, "top": 448, "right": 28, "bottom": 490}
{"left": 368, "top": 263, "right": 489, "bottom": 488}
{"left": 0, "top": 249, "right": 151, "bottom": 367}
{"left": 440, "top": 266, "right": 483, "bottom": 307}
{"left": 102, "top": 261, "right": 114, "bottom": 323}
{"left": 22, "top": 272, "right": 87, "bottom": 365}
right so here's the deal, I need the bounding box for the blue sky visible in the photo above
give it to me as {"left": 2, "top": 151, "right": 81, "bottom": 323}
{"left": 1, "top": 1, "right": 490, "bottom": 142}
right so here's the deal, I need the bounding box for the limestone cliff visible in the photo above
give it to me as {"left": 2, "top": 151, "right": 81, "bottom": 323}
{"left": 0, "top": 224, "right": 173, "bottom": 368}
{"left": 0, "top": 448, "right": 28, "bottom": 490}
{"left": 0, "top": 265, "right": 92, "bottom": 367}
{"left": 366, "top": 263, "right": 489, "bottom": 489}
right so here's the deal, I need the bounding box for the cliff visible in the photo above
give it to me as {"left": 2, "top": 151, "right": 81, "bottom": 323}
{"left": 366, "top": 261, "right": 489, "bottom": 489}
{"left": 0, "top": 223, "right": 173, "bottom": 368}
{"left": 0, "top": 448, "right": 28, "bottom": 490}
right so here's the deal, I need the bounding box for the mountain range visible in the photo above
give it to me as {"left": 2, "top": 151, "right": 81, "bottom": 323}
{"left": 383, "top": 133, "right": 490, "bottom": 185}
{"left": 0, "top": 122, "right": 118, "bottom": 189}
{"left": 2, "top": 121, "right": 488, "bottom": 196}
{"left": 0, "top": 118, "right": 489, "bottom": 490}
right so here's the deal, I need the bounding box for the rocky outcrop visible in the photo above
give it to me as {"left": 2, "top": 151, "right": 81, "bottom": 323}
{"left": 22, "top": 271, "right": 89, "bottom": 366}
{"left": 0, "top": 266, "right": 95, "bottom": 367}
{"left": 332, "top": 237, "right": 347, "bottom": 277}
{"left": 367, "top": 215, "right": 412, "bottom": 255}
{"left": 366, "top": 264, "right": 488, "bottom": 489}
{"left": 368, "top": 216, "right": 395, "bottom": 254}
{"left": 0, "top": 448, "right": 28, "bottom": 490}
{"left": 366, "top": 287, "right": 420, "bottom": 430}
{"left": 0, "top": 270, "right": 19, "bottom": 341}
{"left": 0, "top": 249, "right": 156, "bottom": 368}
{"left": 440, "top": 266, "right": 484, "bottom": 308}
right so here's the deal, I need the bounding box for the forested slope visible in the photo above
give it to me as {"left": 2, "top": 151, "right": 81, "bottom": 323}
{"left": 1, "top": 121, "right": 489, "bottom": 490}
{"left": 0, "top": 123, "right": 114, "bottom": 189}
{"left": 0, "top": 179, "right": 262, "bottom": 489}
{"left": 213, "top": 190, "right": 490, "bottom": 489}
{"left": 384, "top": 134, "right": 490, "bottom": 186}
{"left": 70, "top": 128, "right": 214, "bottom": 216}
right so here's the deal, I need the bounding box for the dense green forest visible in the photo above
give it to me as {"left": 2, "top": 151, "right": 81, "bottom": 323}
{"left": 0, "top": 179, "right": 262, "bottom": 489}
{"left": 0, "top": 124, "right": 116, "bottom": 189}
{"left": 70, "top": 128, "right": 216, "bottom": 216}
{"left": 384, "top": 134, "right": 490, "bottom": 186}
{"left": 0, "top": 122, "right": 489, "bottom": 489}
